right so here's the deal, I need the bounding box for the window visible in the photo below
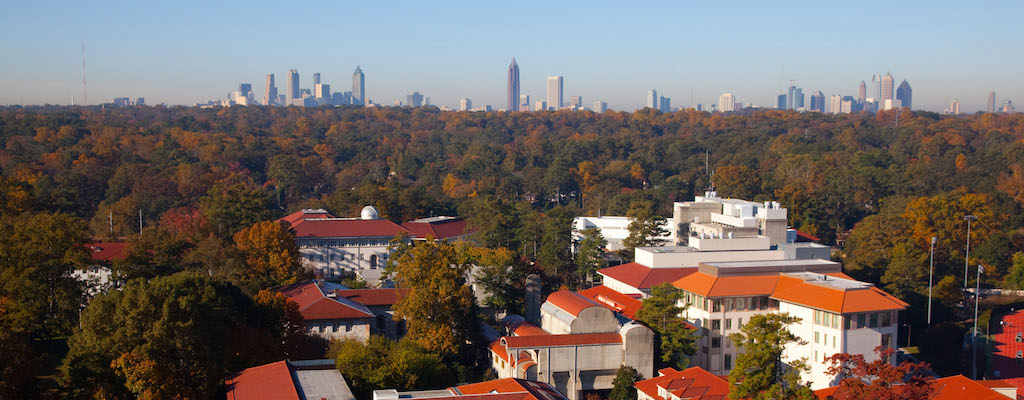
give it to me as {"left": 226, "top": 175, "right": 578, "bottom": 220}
{"left": 832, "top": 335, "right": 837, "bottom": 348}
{"left": 1017, "top": 333, "right": 1022, "bottom": 343}
{"left": 711, "top": 319, "right": 721, "bottom": 331}
{"left": 870, "top": 313, "right": 879, "bottom": 328}
{"left": 858, "top": 314, "right": 867, "bottom": 328}
{"left": 832, "top": 314, "right": 839, "bottom": 329}
{"left": 712, "top": 300, "right": 721, "bottom": 312}
{"left": 724, "top": 298, "right": 733, "bottom": 312}
{"left": 881, "top": 311, "right": 891, "bottom": 327}
{"left": 881, "top": 334, "right": 891, "bottom": 348}
{"left": 814, "top": 310, "right": 822, "bottom": 325}
{"left": 370, "top": 255, "right": 378, "bottom": 269}
{"left": 814, "top": 331, "right": 820, "bottom": 344}
{"left": 724, "top": 354, "right": 732, "bottom": 370}
{"left": 711, "top": 337, "right": 721, "bottom": 348}
{"left": 725, "top": 319, "right": 732, "bottom": 330}
{"left": 735, "top": 298, "right": 745, "bottom": 311}
{"left": 345, "top": 321, "right": 352, "bottom": 332}
{"left": 737, "top": 318, "right": 743, "bottom": 328}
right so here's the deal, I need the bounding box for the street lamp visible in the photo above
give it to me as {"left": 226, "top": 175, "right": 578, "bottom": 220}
{"left": 928, "top": 236, "right": 937, "bottom": 325}
{"left": 963, "top": 215, "right": 977, "bottom": 289}
{"left": 973, "top": 264, "right": 985, "bottom": 380}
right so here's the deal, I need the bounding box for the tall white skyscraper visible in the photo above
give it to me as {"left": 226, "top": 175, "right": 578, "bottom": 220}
{"left": 314, "top": 83, "right": 329, "bottom": 99}
{"left": 520, "top": 94, "right": 530, "bottom": 110}
{"left": 352, "top": 66, "right": 365, "bottom": 106}
{"left": 646, "top": 90, "right": 658, "bottom": 109}
{"left": 507, "top": 59, "right": 519, "bottom": 111}
{"left": 287, "top": 69, "right": 300, "bottom": 106}
{"left": 594, "top": 100, "right": 607, "bottom": 113}
{"left": 406, "top": 92, "right": 424, "bottom": 107}
{"left": 949, "top": 99, "right": 960, "bottom": 115}
{"left": 459, "top": 98, "right": 472, "bottom": 111}
{"left": 988, "top": 91, "right": 997, "bottom": 113}
{"left": 881, "top": 72, "right": 894, "bottom": 103}
{"left": 546, "top": 76, "right": 563, "bottom": 110}
{"left": 264, "top": 74, "right": 277, "bottom": 106}
{"left": 718, "top": 93, "right": 735, "bottom": 112}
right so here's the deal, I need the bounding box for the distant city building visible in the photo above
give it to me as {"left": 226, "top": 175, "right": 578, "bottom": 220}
{"left": 881, "top": 71, "right": 894, "bottom": 104}
{"left": 507, "top": 58, "right": 519, "bottom": 111}
{"left": 313, "top": 72, "right": 320, "bottom": 86}
{"left": 406, "top": 91, "right": 423, "bottom": 107}
{"left": 459, "top": 98, "right": 471, "bottom": 111}
{"left": 534, "top": 100, "right": 547, "bottom": 111}
{"left": 520, "top": 94, "right": 530, "bottom": 110}
{"left": 786, "top": 86, "right": 796, "bottom": 109}
{"left": 949, "top": 99, "right": 960, "bottom": 115}
{"left": 546, "top": 76, "right": 563, "bottom": 110}
{"left": 288, "top": 69, "right": 300, "bottom": 106}
{"left": 239, "top": 83, "right": 252, "bottom": 99}
{"left": 135, "top": 97, "right": 144, "bottom": 106}
{"left": 315, "top": 83, "right": 330, "bottom": 101}
{"left": 896, "top": 80, "right": 912, "bottom": 110}
{"left": 264, "top": 73, "right": 277, "bottom": 106}
{"left": 718, "top": 93, "right": 735, "bottom": 112}
{"left": 793, "top": 87, "right": 804, "bottom": 109}
{"left": 988, "top": 91, "right": 997, "bottom": 113}
{"left": 871, "top": 74, "right": 881, "bottom": 101}
{"left": 425, "top": 97, "right": 430, "bottom": 106}
{"left": 809, "top": 91, "right": 825, "bottom": 112}
{"left": 858, "top": 81, "right": 867, "bottom": 103}
{"left": 594, "top": 100, "right": 607, "bottom": 113}
{"left": 570, "top": 96, "right": 582, "bottom": 109}
{"left": 113, "top": 97, "right": 131, "bottom": 107}
{"left": 1003, "top": 100, "right": 1015, "bottom": 113}
{"left": 646, "top": 90, "right": 658, "bottom": 109}
{"left": 659, "top": 96, "right": 671, "bottom": 112}
{"left": 352, "top": 66, "right": 365, "bottom": 106}
{"left": 829, "top": 95, "right": 842, "bottom": 114}
{"left": 841, "top": 96, "right": 855, "bottom": 114}
{"left": 777, "top": 94, "right": 787, "bottom": 110}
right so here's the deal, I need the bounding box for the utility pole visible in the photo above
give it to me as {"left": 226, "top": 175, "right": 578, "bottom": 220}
{"left": 964, "top": 215, "right": 977, "bottom": 289}
{"left": 928, "top": 236, "right": 936, "bottom": 325}
{"left": 973, "top": 264, "right": 984, "bottom": 379}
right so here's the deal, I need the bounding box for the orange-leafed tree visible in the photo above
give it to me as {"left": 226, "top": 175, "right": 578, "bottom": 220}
{"left": 233, "top": 221, "right": 303, "bottom": 289}
{"left": 822, "top": 347, "right": 932, "bottom": 400}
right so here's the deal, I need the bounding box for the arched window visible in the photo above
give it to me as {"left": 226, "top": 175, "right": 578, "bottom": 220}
{"left": 370, "top": 254, "right": 378, "bottom": 269}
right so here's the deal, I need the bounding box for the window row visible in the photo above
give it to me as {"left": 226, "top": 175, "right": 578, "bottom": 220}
{"left": 843, "top": 311, "right": 894, "bottom": 330}
{"left": 310, "top": 320, "right": 355, "bottom": 333}
{"left": 300, "top": 238, "right": 395, "bottom": 248}
{"left": 684, "top": 293, "right": 778, "bottom": 312}
{"left": 813, "top": 309, "right": 841, "bottom": 329}
{"left": 704, "top": 317, "right": 742, "bottom": 332}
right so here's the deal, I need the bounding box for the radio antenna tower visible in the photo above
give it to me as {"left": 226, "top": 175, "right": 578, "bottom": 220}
{"left": 82, "top": 42, "right": 87, "bottom": 104}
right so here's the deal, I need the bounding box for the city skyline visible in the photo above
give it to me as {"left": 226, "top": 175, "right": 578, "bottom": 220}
{"left": 1, "top": 1, "right": 1022, "bottom": 112}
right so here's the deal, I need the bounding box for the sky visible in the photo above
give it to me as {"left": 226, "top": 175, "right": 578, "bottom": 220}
{"left": 0, "top": 0, "right": 1021, "bottom": 112}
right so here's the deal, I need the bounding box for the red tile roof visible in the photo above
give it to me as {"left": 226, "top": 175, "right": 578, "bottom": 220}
{"left": 500, "top": 332, "right": 622, "bottom": 348}
{"left": 634, "top": 367, "right": 730, "bottom": 400}
{"left": 510, "top": 322, "right": 549, "bottom": 337}
{"left": 274, "top": 280, "right": 374, "bottom": 321}
{"left": 795, "top": 230, "right": 820, "bottom": 243}
{"left": 991, "top": 310, "right": 1024, "bottom": 381}
{"left": 402, "top": 217, "right": 472, "bottom": 240}
{"left": 814, "top": 375, "right": 1014, "bottom": 400}
{"left": 454, "top": 378, "right": 568, "bottom": 400}
{"left": 88, "top": 242, "right": 127, "bottom": 262}
{"left": 598, "top": 263, "right": 696, "bottom": 290}
{"left": 545, "top": 290, "right": 603, "bottom": 317}
{"left": 278, "top": 209, "right": 337, "bottom": 229}
{"left": 770, "top": 281, "right": 908, "bottom": 314}
{"left": 335, "top": 288, "right": 408, "bottom": 306}
{"left": 578, "top": 285, "right": 644, "bottom": 319}
{"left": 290, "top": 218, "right": 410, "bottom": 239}
{"left": 673, "top": 273, "right": 782, "bottom": 297}
{"left": 224, "top": 360, "right": 301, "bottom": 400}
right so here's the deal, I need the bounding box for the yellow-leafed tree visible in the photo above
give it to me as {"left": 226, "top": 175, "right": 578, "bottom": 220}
{"left": 234, "top": 221, "right": 303, "bottom": 289}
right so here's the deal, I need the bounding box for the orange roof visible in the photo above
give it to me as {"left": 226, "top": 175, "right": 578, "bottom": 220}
{"left": 274, "top": 280, "right": 374, "bottom": 320}
{"left": 510, "top": 322, "right": 549, "bottom": 337}
{"left": 402, "top": 217, "right": 472, "bottom": 240}
{"left": 290, "top": 218, "right": 410, "bottom": 238}
{"left": 225, "top": 361, "right": 301, "bottom": 400}
{"left": 277, "top": 209, "right": 336, "bottom": 229}
{"left": 489, "top": 341, "right": 510, "bottom": 363}
{"left": 545, "top": 290, "right": 603, "bottom": 316}
{"left": 634, "top": 367, "right": 730, "bottom": 400}
{"left": 578, "top": 285, "right": 643, "bottom": 319}
{"left": 814, "top": 375, "right": 1013, "bottom": 400}
{"left": 501, "top": 332, "right": 622, "bottom": 348}
{"left": 672, "top": 272, "right": 781, "bottom": 297}
{"left": 454, "top": 378, "right": 567, "bottom": 400}
{"left": 771, "top": 282, "right": 908, "bottom": 314}
{"left": 335, "top": 288, "right": 408, "bottom": 306}
{"left": 598, "top": 263, "right": 696, "bottom": 290}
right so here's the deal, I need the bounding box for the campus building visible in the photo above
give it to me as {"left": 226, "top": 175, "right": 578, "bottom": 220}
{"left": 273, "top": 280, "right": 407, "bottom": 342}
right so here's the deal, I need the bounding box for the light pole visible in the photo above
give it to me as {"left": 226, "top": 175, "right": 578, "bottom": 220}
{"left": 964, "top": 215, "right": 977, "bottom": 289}
{"left": 973, "top": 264, "right": 984, "bottom": 380}
{"left": 928, "top": 236, "right": 936, "bottom": 325}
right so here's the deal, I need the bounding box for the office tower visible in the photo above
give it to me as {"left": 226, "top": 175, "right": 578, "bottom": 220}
{"left": 239, "top": 83, "right": 252, "bottom": 98}
{"left": 425, "top": 97, "right": 430, "bottom": 106}
{"left": 300, "top": 89, "right": 311, "bottom": 97}
{"left": 406, "top": 92, "right": 423, "bottom": 107}
{"left": 988, "top": 91, "right": 996, "bottom": 113}
{"left": 786, "top": 86, "right": 796, "bottom": 109}
{"left": 896, "top": 80, "right": 912, "bottom": 110}
{"left": 570, "top": 96, "right": 582, "bottom": 109}
{"left": 313, "top": 73, "right": 320, "bottom": 86}
{"left": 459, "top": 98, "right": 471, "bottom": 111}
{"left": 546, "top": 76, "right": 563, "bottom": 110}
{"left": 659, "top": 96, "right": 671, "bottom": 112}
{"left": 534, "top": 100, "right": 547, "bottom": 111}
{"left": 352, "top": 66, "right": 365, "bottom": 106}
{"left": 314, "top": 83, "right": 329, "bottom": 99}
{"left": 793, "top": 88, "right": 804, "bottom": 109}
{"left": 594, "top": 100, "right": 607, "bottom": 113}
{"left": 646, "top": 90, "right": 658, "bottom": 109}
{"left": 881, "top": 72, "right": 894, "bottom": 104}
{"left": 777, "top": 94, "right": 787, "bottom": 109}
{"left": 950, "top": 99, "right": 960, "bottom": 115}
{"left": 718, "top": 93, "right": 735, "bottom": 112}
{"left": 809, "top": 91, "right": 824, "bottom": 112}
{"left": 265, "top": 74, "right": 277, "bottom": 106}
{"left": 841, "top": 96, "right": 855, "bottom": 114}
{"left": 829, "top": 95, "right": 842, "bottom": 114}
{"left": 288, "top": 69, "right": 299, "bottom": 106}
{"left": 135, "top": 98, "right": 145, "bottom": 106}
{"left": 858, "top": 81, "right": 867, "bottom": 103}
{"left": 520, "top": 94, "right": 530, "bottom": 110}
{"left": 1003, "top": 100, "right": 1015, "bottom": 113}
{"left": 507, "top": 58, "right": 519, "bottom": 111}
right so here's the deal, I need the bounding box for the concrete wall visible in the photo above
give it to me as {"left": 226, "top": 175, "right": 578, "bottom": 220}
{"left": 621, "top": 323, "right": 655, "bottom": 379}
{"left": 298, "top": 240, "right": 393, "bottom": 285}
{"left": 634, "top": 247, "right": 786, "bottom": 268}
{"left": 570, "top": 308, "right": 621, "bottom": 334}
{"left": 308, "top": 318, "right": 371, "bottom": 343}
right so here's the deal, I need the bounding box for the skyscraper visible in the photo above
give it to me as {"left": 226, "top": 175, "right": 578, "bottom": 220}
{"left": 786, "top": 86, "right": 796, "bottom": 109}
{"left": 793, "top": 88, "right": 804, "bottom": 109}
{"left": 265, "top": 74, "right": 277, "bottom": 106}
{"left": 881, "top": 71, "right": 894, "bottom": 104}
{"left": 546, "top": 76, "right": 563, "bottom": 110}
{"left": 313, "top": 73, "right": 320, "bottom": 86}
{"left": 777, "top": 94, "right": 787, "bottom": 109}
{"left": 507, "top": 58, "right": 519, "bottom": 111}
{"left": 950, "top": 99, "right": 960, "bottom": 115}
{"left": 858, "top": 81, "right": 867, "bottom": 103}
{"left": 288, "top": 69, "right": 299, "bottom": 106}
{"left": 810, "top": 91, "right": 824, "bottom": 112}
{"left": 570, "top": 96, "right": 582, "bottom": 109}
{"left": 988, "top": 91, "right": 996, "bottom": 113}
{"left": 594, "top": 100, "right": 607, "bottom": 113}
{"left": 352, "top": 66, "right": 365, "bottom": 106}
{"left": 896, "top": 80, "right": 912, "bottom": 110}
{"left": 315, "top": 84, "right": 330, "bottom": 100}
{"left": 459, "top": 98, "right": 471, "bottom": 111}
{"left": 718, "top": 93, "right": 735, "bottom": 112}
{"left": 406, "top": 92, "right": 423, "bottom": 107}
{"left": 659, "top": 96, "right": 670, "bottom": 112}
{"left": 829, "top": 95, "right": 842, "bottom": 114}
{"left": 239, "top": 83, "right": 252, "bottom": 98}
{"left": 646, "top": 90, "right": 658, "bottom": 109}
{"left": 520, "top": 95, "right": 530, "bottom": 110}
{"left": 871, "top": 75, "right": 880, "bottom": 100}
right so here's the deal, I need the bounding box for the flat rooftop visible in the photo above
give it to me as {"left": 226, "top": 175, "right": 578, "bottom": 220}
{"left": 698, "top": 259, "right": 841, "bottom": 276}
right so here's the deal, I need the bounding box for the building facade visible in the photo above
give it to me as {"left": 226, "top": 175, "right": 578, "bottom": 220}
{"left": 896, "top": 79, "right": 912, "bottom": 110}
{"left": 547, "top": 76, "right": 564, "bottom": 110}
{"left": 352, "top": 66, "right": 365, "bottom": 106}
{"left": 508, "top": 58, "right": 519, "bottom": 111}
{"left": 288, "top": 69, "right": 299, "bottom": 106}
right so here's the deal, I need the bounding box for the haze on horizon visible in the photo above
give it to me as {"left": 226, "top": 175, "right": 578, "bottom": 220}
{"left": 0, "top": 0, "right": 1020, "bottom": 113}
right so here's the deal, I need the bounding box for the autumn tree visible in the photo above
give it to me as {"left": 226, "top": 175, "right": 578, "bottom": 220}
{"left": 635, "top": 283, "right": 695, "bottom": 369}
{"left": 822, "top": 347, "right": 932, "bottom": 400}
{"left": 608, "top": 365, "right": 643, "bottom": 400}
{"left": 714, "top": 165, "right": 761, "bottom": 199}
{"left": 331, "top": 337, "right": 453, "bottom": 399}
{"left": 233, "top": 221, "right": 304, "bottom": 289}
{"left": 728, "top": 313, "right": 814, "bottom": 400}
{"left": 1003, "top": 252, "right": 1024, "bottom": 290}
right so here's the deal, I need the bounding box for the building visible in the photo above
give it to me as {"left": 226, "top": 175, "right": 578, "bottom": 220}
{"left": 718, "top": 93, "right": 735, "bottom": 112}
{"left": 287, "top": 69, "right": 300, "bottom": 106}
{"left": 829, "top": 95, "right": 842, "bottom": 114}
{"left": 777, "top": 94, "right": 787, "bottom": 110}
{"left": 225, "top": 359, "right": 355, "bottom": 400}
{"left": 950, "top": 99, "right": 960, "bottom": 115}
{"left": 896, "top": 79, "right": 912, "bottom": 110}
{"left": 373, "top": 378, "right": 568, "bottom": 400}
{"left": 809, "top": 91, "right": 825, "bottom": 112}
{"left": 113, "top": 97, "right": 131, "bottom": 107}
{"left": 406, "top": 92, "right": 424, "bottom": 107}
{"left": 659, "top": 96, "right": 671, "bottom": 113}
{"left": 989, "top": 91, "right": 997, "bottom": 113}
{"left": 569, "top": 96, "right": 582, "bottom": 109}
{"left": 858, "top": 81, "right": 867, "bottom": 103}
{"left": 814, "top": 374, "right": 1017, "bottom": 399}
{"left": 547, "top": 76, "right": 564, "bottom": 110}
{"left": 535, "top": 100, "right": 547, "bottom": 112}
{"left": 646, "top": 90, "right": 658, "bottom": 109}
{"left": 634, "top": 367, "right": 730, "bottom": 400}
{"left": 265, "top": 73, "right": 277, "bottom": 105}
{"left": 459, "top": 98, "right": 471, "bottom": 111}
{"left": 508, "top": 58, "right": 520, "bottom": 111}
{"left": 1004, "top": 100, "right": 1015, "bottom": 113}
{"left": 315, "top": 83, "right": 330, "bottom": 101}
{"left": 73, "top": 242, "right": 128, "bottom": 297}
{"left": 487, "top": 291, "right": 654, "bottom": 400}
{"left": 594, "top": 100, "right": 607, "bottom": 113}
{"left": 520, "top": 94, "right": 530, "bottom": 110}
{"left": 352, "top": 66, "right": 365, "bottom": 106}
{"left": 572, "top": 216, "right": 675, "bottom": 253}
{"left": 881, "top": 71, "right": 894, "bottom": 104}
{"left": 841, "top": 96, "right": 855, "bottom": 114}
{"left": 673, "top": 259, "right": 907, "bottom": 389}
{"left": 793, "top": 87, "right": 804, "bottom": 109}
{"left": 274, "top": 280, "right": 376, "bottom": 342}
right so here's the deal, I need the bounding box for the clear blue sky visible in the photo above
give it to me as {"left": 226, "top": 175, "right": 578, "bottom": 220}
{"left": 1, "top": 0, "right": 1020, "bottom": 112}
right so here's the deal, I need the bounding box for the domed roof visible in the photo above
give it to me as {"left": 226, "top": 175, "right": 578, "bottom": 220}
{"left": 360, "top": 205, "right": 380, "bottom": 220}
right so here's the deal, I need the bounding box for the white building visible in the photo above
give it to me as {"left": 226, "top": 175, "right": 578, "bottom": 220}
{"left": 718, "top": 93, "right": 735, "bottom": 112}
{"left": 459, "top": 98, "right": 471, "bottom": 111}
{"left": 673, "top": 259, "right": 907, "bottom": 389}
{"left": 572, "top": 215, "right": 675, "bottom": 253}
